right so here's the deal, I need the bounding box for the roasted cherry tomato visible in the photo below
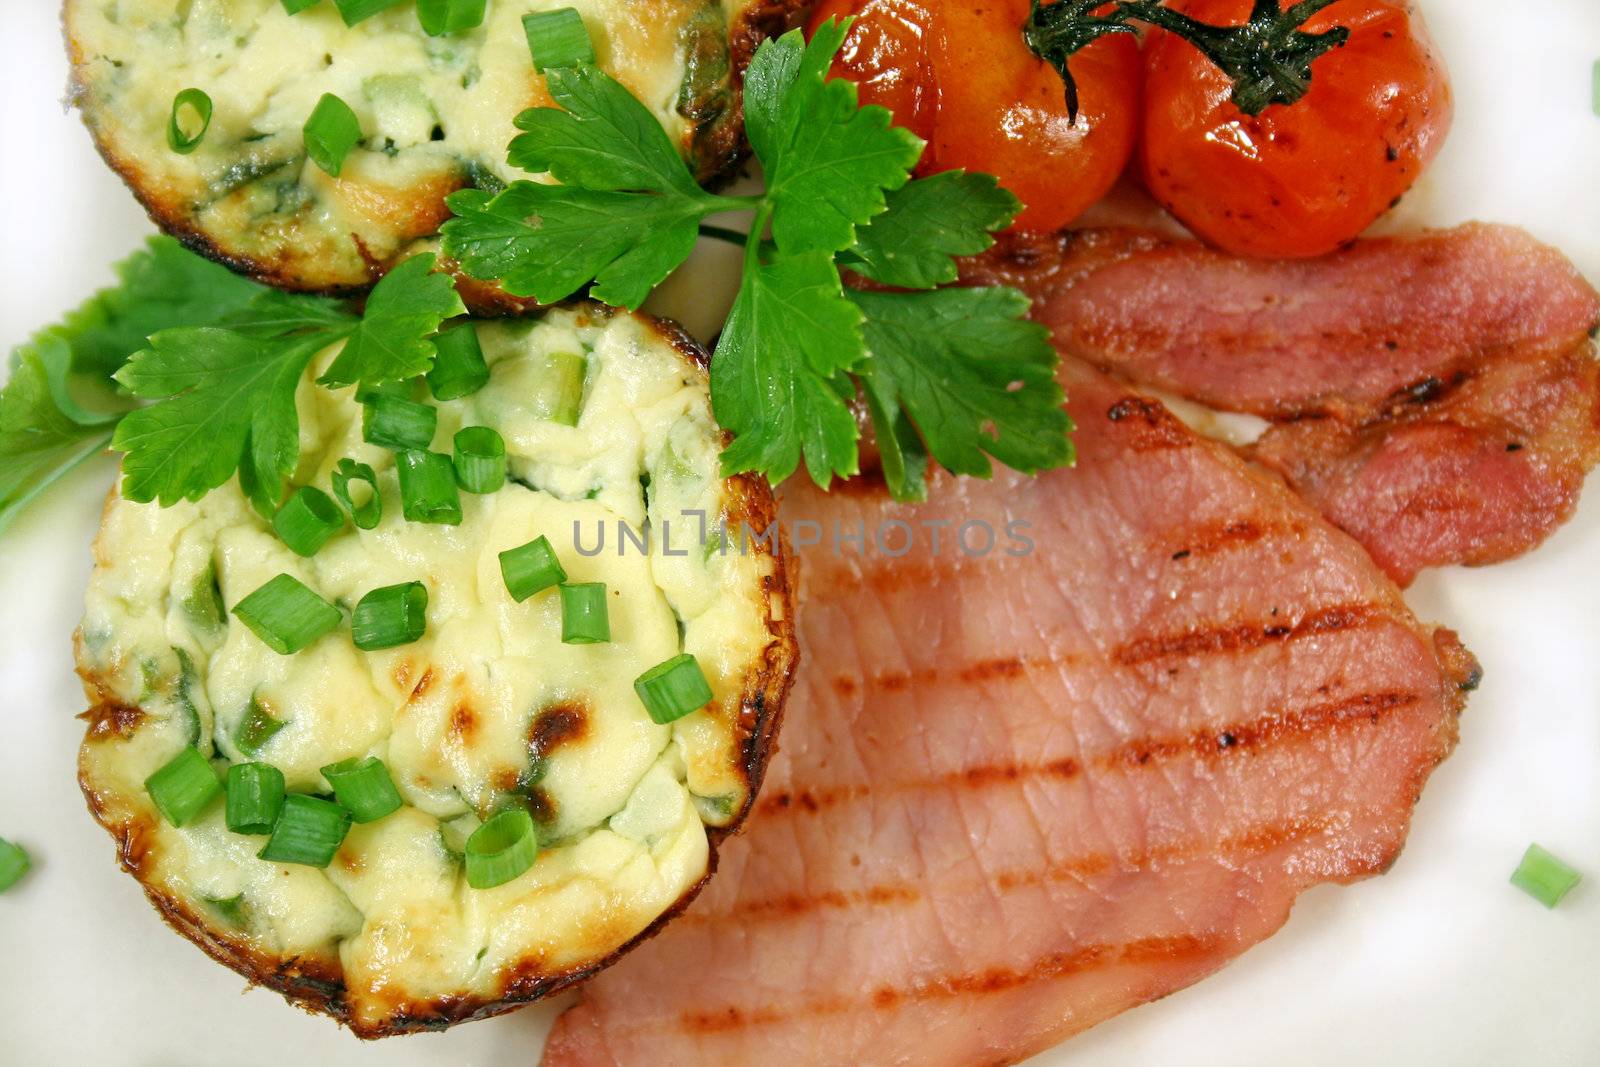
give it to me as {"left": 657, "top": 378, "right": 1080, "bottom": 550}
{"left": 1141, "top": 0, "right": 1452, "bottom": 258}
{"left": 810, "top": 0, "right": 1142, "bottom": 233}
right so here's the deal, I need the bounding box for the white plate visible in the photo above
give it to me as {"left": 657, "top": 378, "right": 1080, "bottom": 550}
{"left": 2, "top": 3, "right": 1597, "bottom": 1064}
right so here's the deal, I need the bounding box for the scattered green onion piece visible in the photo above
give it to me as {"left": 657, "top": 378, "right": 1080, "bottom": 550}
{"left": 145, "top": 747, "right": 223, "bottom": 827}
{"left": 234, "top": 698, "right": 287, "bottom": 758}
{"left": 559, "top": 582, "right": 610, "bottom": 644}
{"left": 634, "top": 653, "right": 714, "bottom": 724}
{"left": 352, "top": 581, "right": 429, "bottom": 650}
{"left": 272, "top": 486, "right": 345, "bottom": 557}
{"left": 499, "top": 535, "right": 566, "bottom": 602}
{"left": 418, "top": 0, "right": 487, "bottom": 35}
{"left": 303, "top": 92, "right": 363, "bottom": 177}
{"left": 427, "top": 324, "right": 491, "bottom": 400}
{"left": 537, "top": 351, "right": 587, "bottom": 426}
{"left": 332, "top": 458, "right": 383, "bottom": 530}
{"left": 167, "top": 89, "right": 213, "bottom": 154}
{"left": 281, "top": 0, "right": 321, "bottom": 12}
{"left": 523, "top": 8, "right": 595, "bottom": 71}
{"left": 320, "top": 756, "right": 403, "bottom": 823}
{"left": 333, "top": 0, "right": 407, "bottom": 26}
{"left": 363, "top": 394, "right": 437, "bottom": 451}
{"left": 0, "top": 837, "right": 31, "bottom": 892}
{"left": 258, "top": 794, "right": 351, "bottom": 868}
{"left": 465, "top": 808, "right": 539, "bottom": 889}
{"left": 397, "top": 450, "right": 464, "bottom": 525}
{"left": 1511, "top": 843, "right": 1583, "bottom": 908}
{"left": 226, "top": 763, "right": 287, "bottom": 835}
{"left": 355, "top": 378, "right": 411, "bottom": 405}
{"left": 232, "top": 574, "right": 342, "bottom": 655}
{"left": 454, "top": 427, "right": 507, "bottom": 494}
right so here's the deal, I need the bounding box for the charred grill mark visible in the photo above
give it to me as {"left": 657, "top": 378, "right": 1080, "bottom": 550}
{"left": 1113, "top": 603, "right": 1381, "bottom": 666}
{"left": 826, "top": 655, "right": 1079, "bottom": 704}
{"left": 1162, "top": 517, "right": 1305, "bottom": 560}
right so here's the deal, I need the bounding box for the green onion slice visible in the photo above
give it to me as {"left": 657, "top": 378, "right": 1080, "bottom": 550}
{"left": 234, "top": 698, "right": 287, "bottom": 758}
{"left": 634, "top": 653, "right": 714, "bottom": 724}
{"left": 363, "top": 394, "right": 438, "bottom": 451}
{"left": 304, "top": 92, "right": 363, "bottom": 177}
{"left": 499, "top": 535, "right": 566, "bottom": 602}
{"left": 258, "top": 794, "right": 352, "bottom": 868}
{"left": 281, "top": 0, "right": 321, "bottom": 12}
{"left": 226, "top": 763, "right": 287, "bottom": 835}
{"left": 145, "top": 747, "right": 223, "bottom": 827}
{"left": 352, "top": 581, "right": 429, "bottom": 651}
{"left": 397, "top": 450, "right": 464, "bottom": 525}
{"left": 465, "top": 808, "right": 539, "bottom": 889}
{"left": 272, "top": 486, "right": 345, "bottom": 557}
{"left": 232, "top": 574, "right": 342, "bottom": 654}
{"left": 332, "top": 458, "right": 383, "bottom": 530}
{"left": 454, "top": 427, "right": 507, "bottom": 494}
{"left": 0, "top": 836, "right": 32, "bottom": 893}
{"left": 559, "top": 582, "right": 610, "bottom": 644}
{"left": 167, "top": 88, "right": 213, "bottom": 154}
{"left": 321, "top": 756, "right": 403, "bottom": 823}
{"left": 1511, "top": 843, "right": 1583, "bottom": 908}
{"left": 427, "top": 324, "right": 491, "bottom": 400}
{"left": 332, "top": 0, "right": 407, "bottom": 27}
{"left": 523, "top": 8, "right": 596, "bottom": 71}
{"left": 418, "top": 0, "right": 487, "bottom": 36}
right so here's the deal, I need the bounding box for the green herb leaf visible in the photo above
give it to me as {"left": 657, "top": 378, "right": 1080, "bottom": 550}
{"left": 0, "top": 339, "right": 118, "bottom": 532}
{"left": 317, "top": 254, "right": 465, "bottom": 387}
{"left": 841, "top": 172, "right": 1020, "bottom": 289}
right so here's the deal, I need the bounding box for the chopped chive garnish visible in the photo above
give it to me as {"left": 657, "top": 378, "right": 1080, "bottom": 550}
{"left": 226, "top": 763, "right": 287, "bottom": 835}
{"left": 537, "top": 351, "right": 587, "bottom": 426}
{"left": 418, "top": 0, "right": 487, "bottom": 35}
{"left": 559, "top": 582, "right": 610, "bottom": 644}
{"left": 272, "top": 486, "right": 345, "bottom": 557}
{"left": 523, "top": 8, "right": 596, "bottom": 71}
{"left": 363, "top": 394, "right": 437, "bottom": 451}
{"left": 499, "top": 535, "right": 566, "bottom": 601}
{"left": 167, "top": 88, "right": 213, "bottom": 154}
{"left": 234, "top": 698, "right": 287, "bottom": 758}
{"left": 355, "top": 378, "right": 411, "bottom": 405}
{"left": 465, "top": 808, "right": 538, "bottom": 889}
{"left": 1511, "top": 843, "right": 1583, "bottom": 908}
{"left": 332, "top": 0, "right": 407, "bottom": 27}
{"left": 145, "top": 747, "right": 223, "bottom": 827}
{"left": 332, "top": 458, "right": 383, "bottom": 530}
{"left": 281, "top": 0, "right": 321, "bottom": 12}
{"left": 454, "top": 427, "right": 506, "bottom": 494}
{"left": 258, "top": 794, "right": 351, "bottom": 868}
{"left": 634, "top": 653, "right": 714, "bottom": 724}
{"left": 321, "top": 756, "right": 403, "bottom": 823}
{"left": 427, "top": 324, "right": 491, "bottom": 400}
{"left": 304, "top": 92, "right": 362, "bottom": 177}
{"left": 232, "top": 574, "right": 342, "bottom": 654}
{"left": 352, "top": 581, "right": 429, "bottom": 650}
{"left": 0, "top": 837, "right": 31, "bottom": 892}
{"left": 397, "top": 450, "right": 464, "bottom": 525}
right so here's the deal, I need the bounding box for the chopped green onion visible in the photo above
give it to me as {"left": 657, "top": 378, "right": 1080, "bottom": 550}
{"left": 397, "top": 450, "right": 464, "bottom": 525}
{"left": 465, "top": 808, "right": 539, "bottom": 889}
{"left": 181, "top": 560, "right": 227, "bottom": 635}
{"left": 499, "top": 535, "right": 566, "bottom": 601}
{"left": 272, "top": 486, "right": 345, "bottom": 557}
{"left": 321, "top": 756, "right": 403, "bottom": 823}
{"left": 281, "top": 0, "right": 321, "bottom": 12}
{"left": 258, "top": 794, "right": 351, "bottom": 868}
{"left": 418, "top": 0, "right": 487, "bottom": 35}
{"left": 1511, "top": 843, "right": 1583, "bottom": 908}
{"left": 355, "top": 378, "right": 411, "bottom": 405}
{"left": 523, "top": 8, "right": 596, "bottom": 71}
{"left": 145, "top": 747, "right": 223, "bottom": 827}
{"left": 0, "top": 837, "right": 31, "bottom": 892}
{"left": 559, "top": 582, "right": 610, "bottom": 644}
{"left": 333, "top": 0, "right": 407, "bottom": 27}
{"left": 332, "top": 458, "right": 383, "bottom": 530}
{"left": 454, "top": 427, "right": 506, "bottom": 494}
{"left": 352, "top": 581, "right": 429, "bottom": 650}
{"left": 234, "top": 698, "right": 287, "bottom": 758}
{"left": 226, "top": 763, "right": 287, "bottom": 835}
{"left": 304, "top": 92, "right": 362, "bottom": 177}
{"left": 232, "top": 573, "right": 342, "bottom": 654}
{"left": 167, "top": 89, "right": 213, "bottom": 154}
{"left": 363, "top": 394, "right": 437, "bottom": 451}
{"left": 427, "top": 324, "right": 491, "bottom": 400}
{"left": 634, "top": 653, "right": 714, "bottom": 724}
{"left": 536, "top": 351, "right": 587, "bottom": 426}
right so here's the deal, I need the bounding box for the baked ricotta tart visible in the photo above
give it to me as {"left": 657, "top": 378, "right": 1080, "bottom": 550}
{"left": 75, "top": 305, "right": 796, "bottom": 1035}
{"left": 64, "top": 0, "right": 798, "bottom": 301}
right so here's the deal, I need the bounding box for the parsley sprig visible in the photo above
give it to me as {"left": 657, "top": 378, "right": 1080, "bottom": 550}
{"left": 442, "top": 17, "right": 1074, "bottom": 499}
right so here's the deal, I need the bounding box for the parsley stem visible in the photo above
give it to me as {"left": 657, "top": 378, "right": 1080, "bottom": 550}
{"left": 744, "top": 202, "right": 774, "bottom": 275}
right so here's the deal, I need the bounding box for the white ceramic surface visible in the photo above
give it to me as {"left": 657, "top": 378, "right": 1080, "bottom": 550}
{"left": 2, "top": 2, "right": 1597, "bottom": 1064}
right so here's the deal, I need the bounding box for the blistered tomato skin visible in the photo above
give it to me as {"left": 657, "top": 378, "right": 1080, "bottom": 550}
{"left": 813, "top": 0, "right": 1141, "bottom": 233}
{"left": 1141, "top": 0, "right": 1452, "bottom": 258}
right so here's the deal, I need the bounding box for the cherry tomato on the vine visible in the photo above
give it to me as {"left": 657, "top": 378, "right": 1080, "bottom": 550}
{"left": 810, "top": 0, "right": 1142, "bottom": 233}
{"left": 1141, "top": 0, "right": 1452, "bottom": 258}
